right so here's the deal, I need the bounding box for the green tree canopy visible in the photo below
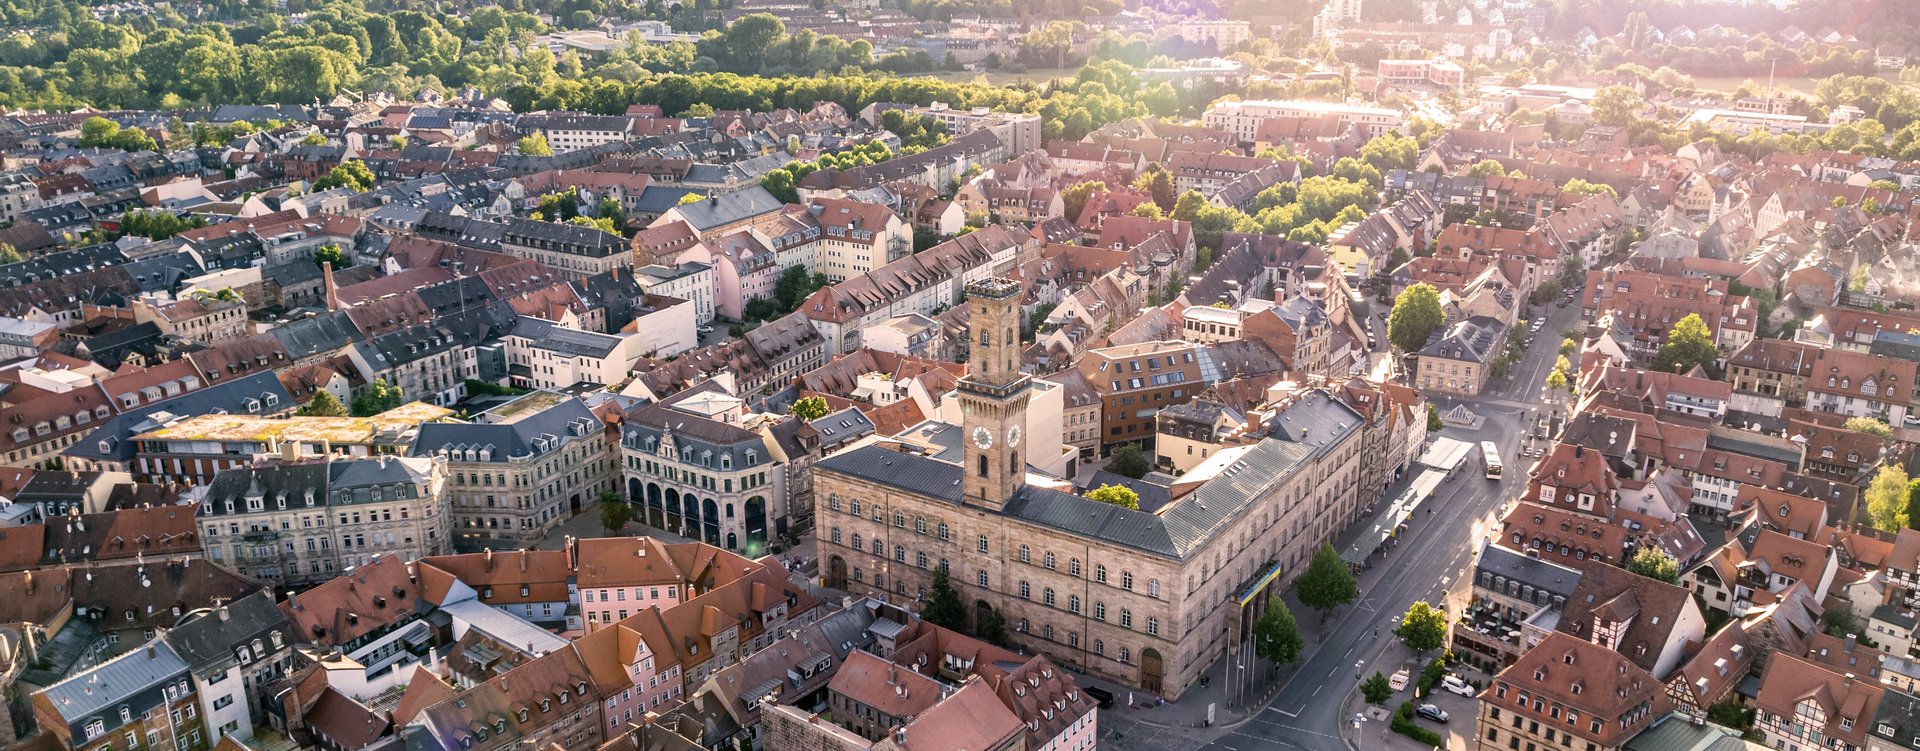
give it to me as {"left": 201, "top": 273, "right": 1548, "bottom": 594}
{"left": 350, "top": 379, "right": 404, "bottom": 417}
{"left": 297, "top": 390, "right": 348, "bottom": 417}
{"left": 1387, "top": 283, "right": 1445, "bottom": 352}
{"left": 1625, "top": 547, "right": 1681, "bottom": 583}
{"left": 1133, "top": 162, "right": 1175, "bottom": 211}
{"left": 1868, "top": 464, "right": 1912, "bottom": 532}
{"left": 1846, "top": 416, "right": 1895, "bottom": 441}
{"left": 1394, "top": 601, "right": 1449, "bottom": 656}
{"left": 1362, "top": 672, "right": 1394, "bottom": 705}
{"left": 517, "top": 133, "right": 552, "bottom": 156}
{"left": 1651, "top": 313, "right": 1719, "bottom": 376}
{"left": 1085, "top": 483, "right": 1140, "bottom": 510}
{"left": 1104, "top": 442, "right": 1150, "bottom": 479}
{"left": 789, "top": 395, "right": 830, "bottom": 420}
{"left": 1467, "top": 159, "right": 1506, "bottom": 178}
{"left": 1060, "top": 180, "right": 1106, "bottom": 223}
{"left": 599, "top": 492, "right": 634, "bottom": 533}
{"left": 920, "top": 568, "right": 967, "bottom": 631}
{"left": 1253, "top": 601, "right": 1305, "bottom": 668}
{"left": 1560, "top": 178, "right": 1619, "bottom": 200}
{"left": 1296, "top": 541, "right": 1358, "bottom": 621}
{"left": 313, "top": 244, "right": 347, "bottom": 269}
{"left": 314, "top": 160, "right": 376, "bottom": 192}
{"left": 1426, "top": 403, "right": 1444, "bottom": 433}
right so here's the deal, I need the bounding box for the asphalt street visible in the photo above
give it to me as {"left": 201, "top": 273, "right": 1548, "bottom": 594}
{"left": 1201, "top": 298, "right": 1583, "bottom": 751}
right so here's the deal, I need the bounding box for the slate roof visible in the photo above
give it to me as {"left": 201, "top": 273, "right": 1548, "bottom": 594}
{"left": 411, "top": 393, "right": 602, "bottom": 464}
{"left": 162, "top": 589, "right": 290, "bottom": 676}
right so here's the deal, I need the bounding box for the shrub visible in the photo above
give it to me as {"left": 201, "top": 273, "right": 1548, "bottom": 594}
{"left": 1391, "top": 702, "right": 1445, "bottom": 746}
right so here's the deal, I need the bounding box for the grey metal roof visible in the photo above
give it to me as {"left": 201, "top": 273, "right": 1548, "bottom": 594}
{"left": 39, "top": 639, "right": 191, "bottom": 724}
{"left": 818, "top": 437, "right": 1313, "bottom": 559}
{"left": 1265, "top": 390, "right": 1365, "bottom": 459}
{"left": 667, "top": 186, "right": 786, "bottom": 231}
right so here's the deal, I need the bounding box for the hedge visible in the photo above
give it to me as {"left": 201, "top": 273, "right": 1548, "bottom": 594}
{"left": 1391, "top": 701, "right": 1445, "bottom": 746}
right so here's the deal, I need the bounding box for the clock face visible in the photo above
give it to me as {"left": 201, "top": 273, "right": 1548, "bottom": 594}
{"left": 1006, "top": 424, "right": 1022, "bottom": 448}
{"left": 972, "top": 426, "right": 994, "bottom": 449}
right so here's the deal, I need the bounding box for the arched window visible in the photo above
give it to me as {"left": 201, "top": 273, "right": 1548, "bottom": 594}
{"left": 1096, "top": 565, "right": 1108, "bottom": 583}
{"left": 1020, "top": 580, "right": 1031, "bottom": 598}
{"left": 1121, "top": 571, "right": 1133, "bottom": 590}
{"left": 851, "top": 533, "right": 862, "bottom": 550}
{"left": 1094, "top": 639, "right": 1105, "bottom": 656}
{"left": 915, "top": 551, "right": 928, "bottom": 568}
{"left": 1019, "top": 545, "right": 1031, "bottom": 563}
{"left": 1148, "top": 579, "right": 1161, "bottom": 598}
{"left": 1069, "top": 595, "right": 1080, "bottom": 613}
{"left": 872, "top": 539, "right": 884, "bottom": 555}
{"left": 915, "top": 517, "right": 927, "bottom": 535}
{"left": 1044, "top": 587, "right": 1056, "bottom": 606}
{"left": 1043, "top": 551, "right": 1056, "bottom": 570}
{"left": 1119, "top": 647, "right": 1131, "bottom": 664}
{"left": 977, "top": 570, "right": 989, "bottom": 587}
{"left": 1147, "top": 617, "right": 1159, "bottom": 636}
{"left": 1094, "top": 602, "right": 1107, "bottom": 620}
{"left": 978, "top": 455, "right": 988, "bottom": 477}
{"left": 937, "top": 523, "right": 949, "bottom": 541}
{"left": 1069, "top": 559, "right": 1082, "bottom": 576}
{"left": 1120, "top": 609, "right": 1133, "bottom": 628}
{"left": 894, "top": 545, "right": 905, "bottom": 562}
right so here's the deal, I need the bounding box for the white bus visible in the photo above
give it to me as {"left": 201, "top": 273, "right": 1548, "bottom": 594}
{"left": 1481, "top": 441, "right": 1502, "bottom": 480}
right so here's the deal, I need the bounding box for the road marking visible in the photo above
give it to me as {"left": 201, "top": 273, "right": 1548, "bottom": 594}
{"left": 1272, "top": 706, "right": 1302, "bottom": 718}
{"left": 1313, "top": 685, "right": 1322, "bottom": 696}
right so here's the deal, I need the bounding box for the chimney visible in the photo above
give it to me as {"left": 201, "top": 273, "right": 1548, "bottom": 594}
{"left": 218, "top": 605, "right": 230, "bottom": 622}
{"left": 146, "top": 644, "right": 156, "bottom": 659}
{"left": 484, "top": 548, "right": 495, "bottom": 572}
{"left": 323, "top": 261, "right": 339, "bottom": 312}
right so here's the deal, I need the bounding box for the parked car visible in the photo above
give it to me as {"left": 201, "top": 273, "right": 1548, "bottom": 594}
{"left": 1389, "top": 667, "right": 1412, "bottom": 691}
{"left": 1416, "top": 704, "right": 1450, "bottom": 723}
{"left": 697, "top": 325, "right": 715, "bottom": 335}
{"left": 1441, "top": 675, "right": 1476, "bottom": 697}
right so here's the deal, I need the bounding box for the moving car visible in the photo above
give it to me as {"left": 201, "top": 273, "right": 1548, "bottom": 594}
{"left": 1415, "top": 704, "right": 1450, "bottom": 723}
{"left": 1441, "top": 675, "right": 1476, "bottom": 697}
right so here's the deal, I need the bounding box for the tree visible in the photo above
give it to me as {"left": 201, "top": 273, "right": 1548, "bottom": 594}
{"left": 1387, "top": 283, "right": 1445, "bottom": 352}
{"left": 1394, "top": 601, "right": 1449, "bottom": 656}
{"left": 300, "top": 132, "right": 327, "bottom": 146}
{"left": 1362, "top": 672, "right": 1395, "bottom": 705}
{"left": 1651, "top": 314, "right": 1719, "bottom": 376}
{"left": 1060, "top": 180, "right": 1106, "bottom": 222}
{"left": 1426, "top": 403, "right": 1444, "bottom": 432}
{"left": 1824, "top": 604, "right": 1865, "bottom": 639}
{"left": 677, "top": 192, "right": 707, "bottom": 206}
{"left": 920, "top": 569, "right": 967, "bottom": 630}
{"left": 1467, "top": 159, "right": 1506, "bottom": 178}
{"left": 1545, "top": 368, "right": 1570, "bottom": 392}
{"left": 1625, "top": 547, "right": 1681, "bottom": 583}
{"left": 314, "top": 160, "right": 376, "bottom": 192}
{"left": 313, "top": 244, "right": 347, "bottom": 269}
{"left": 1085, "top": 484, "right": 1141, "bottom": 510}
{"left": 1908, "top": 479, "right": 1920, "bottom": 531}
{"left": 1296, "top": 542, "right": 1359, "bottom": 623}
{"left": 0, "top": 243, "right": 20, "bottom": 265}
{"left": 297, "top": 390, "right": 348, "bottom": 417}
{"left": 350, "top": 379, "right": 404, "bottom": 417}
{"left": 1104, "top": 442, "right": 1150, "bottom": 479}
{"left": 1868, "top": 464, "right": 1912, "bottom": 532}
{"left": 1846, "top": 416, "right": 1895, "bottom": 441}
{"left": 1171, "top": 189, "right": 1208, "bottom": 222}
{"left": 1253, "top": 601, "right": 1305, "bottom": 668}
{"left": 789, "top": 395, "right": 830, "bottom": 420}
{"left": 599, "top": 492, "right": 634, "bottom": 533}
{"left": 517, "top": 132, "right": 552, "bottom": 155}
{"left": 975, "top": 607, "right": 1011, "bottom": 647}
{"left": 1133, "top": 162, "right": 1175, "bottom": 211}
{"left": 1591, "top": 85, "right": 1644, "bottom": 127}
{"left": 1560, "top": 178, "right": 1619, "bottom": 200}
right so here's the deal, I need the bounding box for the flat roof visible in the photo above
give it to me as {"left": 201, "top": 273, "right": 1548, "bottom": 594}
{"left": 134, "top": 401, "right": 453, "bottom": 443}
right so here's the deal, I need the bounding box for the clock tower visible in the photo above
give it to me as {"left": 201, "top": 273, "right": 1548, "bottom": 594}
{"left": 957, "top": 278, "right": 1031, "bottom": 511}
